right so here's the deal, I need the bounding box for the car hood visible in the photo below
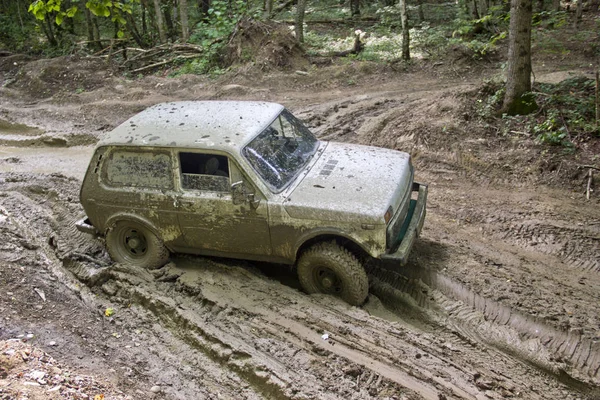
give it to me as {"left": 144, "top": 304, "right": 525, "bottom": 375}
{"left": 284, "top": 142, "right": 412, "bottom": 223}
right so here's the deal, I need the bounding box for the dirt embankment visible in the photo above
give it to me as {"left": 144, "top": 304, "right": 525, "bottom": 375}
{"left": 1, "top": 53, "right": 599, "bottom": 400}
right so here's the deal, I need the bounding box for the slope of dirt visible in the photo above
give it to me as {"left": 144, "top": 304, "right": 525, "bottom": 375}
{"left": 1, "top": 54, "right": 599, "bottom": 400}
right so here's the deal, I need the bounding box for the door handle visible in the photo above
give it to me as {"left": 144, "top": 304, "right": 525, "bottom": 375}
{"left": 174, "top": 197, "right": 195, "bottom": 207}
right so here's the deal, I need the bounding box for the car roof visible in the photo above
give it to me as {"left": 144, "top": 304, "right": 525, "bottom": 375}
{"left": 97, "top": 101, "right": 284, "bottom": 153}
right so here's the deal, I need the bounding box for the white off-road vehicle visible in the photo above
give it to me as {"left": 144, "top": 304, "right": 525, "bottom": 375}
{"left": 77, "top": 101, "right": 427, "bottom": 305}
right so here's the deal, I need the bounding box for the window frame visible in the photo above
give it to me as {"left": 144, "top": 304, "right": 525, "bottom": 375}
{"left": 177, "top": 151, "right": 232, "bottom": 194}
{"left": 101, "top": 146, "right": 175, "bottom": 191}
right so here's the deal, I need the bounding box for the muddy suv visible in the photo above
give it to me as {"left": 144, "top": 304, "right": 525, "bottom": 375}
{"left": 77, "top": 101, "right": 427, "bottom": 305}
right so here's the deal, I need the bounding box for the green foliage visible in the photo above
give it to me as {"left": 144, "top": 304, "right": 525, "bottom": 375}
{"left": 180, "top": 0, "right": 251, "bottom": 75}
{"left": 27, "top": 0, "right": 136, "bottom": 42}
{"left": 532, "top": 11, "right": 567, "bottom": 29}
{"left": 533, "top": 110, "right": 572, "bottom": 147}
{"left": 410, "top": 25, "right": 449, "bottom": 59}
{"left": 449, "top": 6, "right": 508, "bottom": 58}
{"left": 476, "top": 76, "right": 597, "bottom": 150}
{"left": 475, "top": 79, "right": 505, "bottom": 118}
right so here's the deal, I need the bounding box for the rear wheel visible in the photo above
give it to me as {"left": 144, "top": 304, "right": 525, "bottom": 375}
{"left": 297, "top": 242, "right": 368, "bottom": 306}
{"left": 106, "top": 221, "right": 169, "bottom": 269}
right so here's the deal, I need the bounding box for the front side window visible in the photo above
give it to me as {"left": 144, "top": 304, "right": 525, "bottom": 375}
{"left": 179, "top": 152, "right": 230, "bottom": 192}
{"left": 105, "top": 149, "right": 173, "bottom": 190}
{"left": 243, "top": 110, "right": 319, "bottom": 191}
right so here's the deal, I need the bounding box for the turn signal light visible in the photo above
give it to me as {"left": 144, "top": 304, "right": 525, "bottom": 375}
{"left": 384, "top": 206, "right": 393, "bottom": 224}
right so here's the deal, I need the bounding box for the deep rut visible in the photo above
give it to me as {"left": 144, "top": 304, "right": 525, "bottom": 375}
{"left": 1, "top": 172, "right": 594, "bottom": 399}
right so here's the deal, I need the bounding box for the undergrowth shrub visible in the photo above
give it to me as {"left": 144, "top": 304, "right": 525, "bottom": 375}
{"left": 475, "top": 76, "right": 598, "bottom": 149}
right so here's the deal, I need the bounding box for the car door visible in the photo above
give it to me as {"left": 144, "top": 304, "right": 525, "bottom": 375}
{"left": 175, "top": 151, "right": 272, "bottom": 257}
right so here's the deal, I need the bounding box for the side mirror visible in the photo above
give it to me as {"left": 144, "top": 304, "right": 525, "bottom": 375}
{"left": 231, "top": 181, "right": 261, "bottom": 209}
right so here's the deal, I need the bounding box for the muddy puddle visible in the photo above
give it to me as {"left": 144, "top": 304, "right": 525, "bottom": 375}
{"left": 0, "top": 146, "right": 93, "bottom": 179}
{"left": 0, "top": 119, "right": 44, "bottom": 136}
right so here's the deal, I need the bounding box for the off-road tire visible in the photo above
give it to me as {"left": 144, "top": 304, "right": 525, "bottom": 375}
{"left": 297, "top": 242, "right": 369, "bottom": 306}
{"left": 106, "top": 221, "right": 169, "bottom": 269}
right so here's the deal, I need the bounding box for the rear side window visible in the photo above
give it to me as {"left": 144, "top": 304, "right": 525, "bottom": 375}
{"left": 104, "top": 149, "right": 173, "bottom": 190}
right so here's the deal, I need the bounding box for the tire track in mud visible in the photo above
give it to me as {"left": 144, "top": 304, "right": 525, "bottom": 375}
{"left": 423, "top": 183, "right": 600, "bottom": 275}
{"left": 1, "top": 172, "right": 595, "bottom": 399}
{"left": 0, "top": 173, "right": 434, "bottom": 399}
{"left": 0, "top": 174, "right": 271, "bottom": 399}
{"left": 368, "top": 264, "right": 600, "bottom": 389}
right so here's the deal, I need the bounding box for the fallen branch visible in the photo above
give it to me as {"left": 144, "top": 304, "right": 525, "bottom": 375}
{"left": 596, "top": 67, "right": 600, "bottom": 129}
{"left": 586, "top": 169, "right": 593, "bottom": 200}
{"left": 277, "top": 16, "right": 380, "bottom": 24}
{"left": 312, "top": 32, "right": 364, "bottom": 58}
{"left": 578, "top": 164, "right": 600, "bottom": 171}
{"left": 130, "top": 54, "right": 200, "bottom": 73}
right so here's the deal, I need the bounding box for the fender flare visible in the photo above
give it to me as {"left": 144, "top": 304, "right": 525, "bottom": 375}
{"left": 104, "top": 213, "right": 163, "bottom": 242}
{"left": 293, "top": 228, "right": 377, "bottom": 261}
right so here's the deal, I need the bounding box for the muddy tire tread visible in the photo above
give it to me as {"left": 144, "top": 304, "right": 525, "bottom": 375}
{"left": 297, "top": 241, "right": 368, "bottom": 306}
{"left": 106, "top": 221, "right": 169, "bottom": 269}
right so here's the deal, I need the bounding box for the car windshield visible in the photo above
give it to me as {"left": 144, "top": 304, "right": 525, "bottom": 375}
{"left": 243, "top": 109, "right": 319, "bottom": 191}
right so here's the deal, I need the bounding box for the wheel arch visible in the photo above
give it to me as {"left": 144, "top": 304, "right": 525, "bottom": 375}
{"left": 105, "top": 213, "right": 161, "bottom": 239}
{"left": 295, "top": 232, "right": 372, "bottom": 263}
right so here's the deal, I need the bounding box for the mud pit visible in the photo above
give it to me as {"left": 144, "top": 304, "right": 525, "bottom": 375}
{"left": 1, "top": 56, "right": 599, "bottom": 399}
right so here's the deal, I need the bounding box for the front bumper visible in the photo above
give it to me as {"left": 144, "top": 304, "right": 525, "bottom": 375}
{"left": 379, "top": 182, "right": 428, "bottom": 265}
{"left": 75, "top": 217, "right": 99, "bottom": 236}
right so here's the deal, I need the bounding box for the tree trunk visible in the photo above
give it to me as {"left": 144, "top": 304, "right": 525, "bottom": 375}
{"left": 265, "top": 0, "right": 274, "bottom": 17}
{"left": 552, "top": 0, "right": 560, "bottom": 10}
{"left": 502, "top": 0, "right": 537, "bottom": 115}
{"left": 416, "top": 0, "right": 425, "bottom": 22}
{"left": 199, "top": 0, "right": 210, "bottom": 18}
{"left": 16, "top": 0, "right": 25, "bottom": 34}
{"left": 536, "top": 0, "right": 544, "bottom": 11}
{"left": 350, "top": 0, "right": 360, "bottom": 16}
{"left": 472, "top": 0, "right": 480, "bottom": 18}
{"left": 141, "top": 1, "right": 148, "bottom": 37}
{"left": 92, "top": 15, "right": 101, "bottom": 43}
{"left": 43, "top": 16, "right": 58, "bottom": 46}
{"left": 575, "top": 0, "right": 583, "bottom": 27}
{"left": 125, "top": 13, "right": 147, "bottom": 47}
{"left": 295, "top": 0, "right": 307, "bottom": 42}
{"left": 153, "top": 0, "right": 167, "bottom": 43}
{"left": 163, "top": 3, "right": 176, "bottom": 40}
{"left": 400, "top": 0, "right": 410, "bottom": 60}
{"left": 178, "top": 0, "right": 189, "bottom": 41}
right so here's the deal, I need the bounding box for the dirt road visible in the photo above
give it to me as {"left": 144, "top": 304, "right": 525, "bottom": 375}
{"left": 1, "top": 57, "right": 598, "bottom": 399}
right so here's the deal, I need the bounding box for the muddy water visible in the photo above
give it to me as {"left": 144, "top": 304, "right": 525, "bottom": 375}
{"left": 0, "top": 146, "right": 92, "bottom": 179}
{"left": 0, "top": 119, "right": 44, "bottom": 136}
{"left": 1, "top": 69, "right": 599, "bottom": 399}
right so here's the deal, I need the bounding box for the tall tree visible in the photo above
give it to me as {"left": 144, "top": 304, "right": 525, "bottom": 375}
{"left": 295, "top": 0, "right": 307, "bottom": 42}
{"left": 574, "top": 0, "right": 583, "bottom": 28}
{"left": 153, "top": 0, "right": 167, "bottom": 42}
{"left": 350, "top": 0, "right": 360, "bottom": 16}
{"left": 400, "top": 0, "right": 410, "bottom": 60}
{"left": 501, "top": 0, "right": 537, "bottom": 115}
{"left": 178, "top": 0, "right": 189, "bottom": 41}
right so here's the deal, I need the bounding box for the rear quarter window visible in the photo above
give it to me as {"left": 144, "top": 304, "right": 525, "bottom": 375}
{"left": 104, "top": 149, "right": 173, "bottom": 190}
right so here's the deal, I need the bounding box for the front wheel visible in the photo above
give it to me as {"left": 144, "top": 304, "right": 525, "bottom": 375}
{"left": 297, "top": 242, "right": 368, "bottom": 306}
{"left": 106, "top": 221, "right": 169, "bottom": 269}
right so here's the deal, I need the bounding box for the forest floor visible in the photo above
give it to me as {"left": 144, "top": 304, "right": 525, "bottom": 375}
{"left": 0, "top": 33, "right": 599, "bottom": 400}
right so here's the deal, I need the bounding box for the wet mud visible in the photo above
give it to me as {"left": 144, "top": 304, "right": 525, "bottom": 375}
{"left": 1, "top": 61, "right": 599, "bottom": 399}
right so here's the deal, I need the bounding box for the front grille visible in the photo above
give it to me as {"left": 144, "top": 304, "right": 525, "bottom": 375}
{"left": 386, "top": 189, "right": 411, "bottom": 250}
{"left": 386, "top": 164, "right": 414, "bottom": 251}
